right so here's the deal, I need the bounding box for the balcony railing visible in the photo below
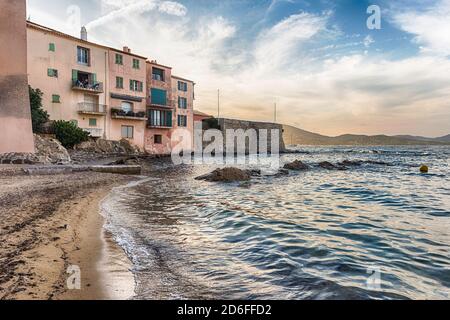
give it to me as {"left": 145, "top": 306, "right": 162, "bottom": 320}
{"left": 146, "top": 98, "right": 175, "bottom": 108}
{"left": 82, "top": 128, "right": 103, "bottom": 138}
{"left": 72, "top": 79, "right": 104, "bottom": 93}
{"left": 78, "top": 102, "right": 107, "bottom": 115}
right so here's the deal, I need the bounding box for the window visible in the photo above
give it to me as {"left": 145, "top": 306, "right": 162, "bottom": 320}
{"left": 178, "top": 81, "right": 188, "bottom": 92}
{"left": 149, "top": 110, "right": 172, "bottom": 127}
{"left": 52, "top": 94, "right": 61, "bottom": 103}
{"left": 150, "top": 88, "right": 167, "bottom": 105}
{"left": 178, "top": 97, "right": 187, "bottom": 109}
{"left": 132, "top": 59, "right": 140, "bottom": 69}
{"left": 116, "top": 77, "right": 124, "bottom": 89}
{"left": 115, "top": 54, "right": 123, "bottom": 65}
{"left": 47, "top": 68, "right": 58, "bottom": 78}
{"left": 121, "top": 126, "right": 134, "bottom": 139}
{"left": 49, "top": 43, "right": 55, "bottom": 52}
{"left": 77, "top": 46, "right": 90, "bottom": 65}
{"left": 89, "top": 118, "right": 97, "bottom": 127}
{"left": 152, "top": 68, "right": 165, "bottom": 81}
{"left": 121, "top": 102, "right": 133, "bottom": 113}
{"left": 177, "top": 115, "right": 187, "bottom": 127}
{"left": 130, "top": 80, "right": 143, "bottom": 92}
{"left": 154, "top": 135, "right": 163, "bottom": 144}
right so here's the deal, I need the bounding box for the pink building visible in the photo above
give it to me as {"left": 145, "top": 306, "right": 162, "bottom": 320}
{"left": 145, "top": 61, "right": 174, "bottom": 154}
{"left": 108, "top": 47, "right": 147, "bottom": 150}
{"left": 24, "top": 21, "right": 195, "bottom": 154}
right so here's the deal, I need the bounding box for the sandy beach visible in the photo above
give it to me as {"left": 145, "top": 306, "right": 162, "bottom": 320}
{"left": 0, "top": 167, "right": 136, "bottom": 300}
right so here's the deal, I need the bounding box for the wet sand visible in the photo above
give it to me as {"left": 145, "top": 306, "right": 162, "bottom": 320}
{"left": 0, "top": 167, "right": 136, "bottom": 300}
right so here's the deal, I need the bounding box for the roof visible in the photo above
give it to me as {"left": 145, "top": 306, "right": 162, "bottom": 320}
{"left": 172, "top": 75, "right": 195, "bottom": 84}
{"left": 26, "top": 21, "right": 148, "bottom": 60}
{"left": 194, "top": 110, "right": 213, "bottom": 117}
{"left": 146, "top": 60, "right": 173, "bottom": 70}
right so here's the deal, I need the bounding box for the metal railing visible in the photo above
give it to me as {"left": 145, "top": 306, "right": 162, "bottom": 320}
{"left": 146, "top": 98, "right": 176, "bottom": 108}
{"left": 82, "top": 128, "right": 103, "bottom": 137}
{"left": 78, "top": 102, "right": 107, "bottom": 114}
{"left": 72, "top": 79, "right": 104, "bottom": 93}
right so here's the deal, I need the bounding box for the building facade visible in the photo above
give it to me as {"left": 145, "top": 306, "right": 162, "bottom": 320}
{"left": 145, "top": 61, "right": 174, "bottom": 154}
{"left": 0, "top": 0, "right": 35, "bottom": 154}
{"left": 108, "top": 47, "right": 147, "bottom": 150}
{"left": 25, "top": 21, "right": 194, "bottom": 154}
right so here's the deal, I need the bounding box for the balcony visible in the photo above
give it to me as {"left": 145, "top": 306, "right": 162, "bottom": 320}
{"left": 78, "top": 102, "right": 107, "bottom": 115}
{"left": 82, "top": 128, "right": 103, "bottom": 138}
{"left": 146, "top": 98, "right": 175, "bottom": 109}
{"left": 111, "top": 109, "right": 148, "bottom": 121}
{"left": 72, "top": 79, "right": 104, "bottom": 94}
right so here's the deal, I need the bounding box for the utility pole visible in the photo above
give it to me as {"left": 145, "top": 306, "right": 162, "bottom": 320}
{"left": 274, "top": 103, "right": 277, "bottom": 123}
{"left": 217, "top": 89, "right": 220, "bottom": 119}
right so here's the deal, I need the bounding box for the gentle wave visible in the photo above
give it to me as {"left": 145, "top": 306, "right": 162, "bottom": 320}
{"left": 102, "top": 146, "right": 450, "bottom": 300}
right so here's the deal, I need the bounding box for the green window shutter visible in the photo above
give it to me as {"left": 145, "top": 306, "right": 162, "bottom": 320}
{"left": 92, "top": 73, "right": 97, "bottom": 83}
{"left": 49, "top": 43, "right": 55, "bottom": 52}
{"left": 151, "top": 88, "right": 167, "bottom": 105}
{"left": 130, "top": 80, "right": 133, "bottom": 91}
{"left": 89, "top": 118, "right": 97, "bottom": 126}
{"left": 48, "top": 68, "right": 52, "bottom": 77}
{"left": 52, "top": 94, "right": 60, "bottom": 103}
{"left": 72, "top": 70, "right": 78, "bottom": 81}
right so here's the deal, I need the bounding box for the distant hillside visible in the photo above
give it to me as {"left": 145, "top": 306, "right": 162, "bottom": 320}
{"left": 395, "top": 134, "right": 450, "bottom": 143}
{"left": 283, "top": 125, "right": 450, "bottom": 146}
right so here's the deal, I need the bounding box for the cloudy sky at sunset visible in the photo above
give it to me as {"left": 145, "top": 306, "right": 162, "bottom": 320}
{"left": 27, "top": 0, "right": 450, "bottom": 137}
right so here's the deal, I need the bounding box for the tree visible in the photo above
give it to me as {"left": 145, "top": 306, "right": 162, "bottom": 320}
{"left": 29, "top": 86, "right": 50, "bottom": 133}
{"left": 53, "top": 120, "right": 90, "bottom": 149}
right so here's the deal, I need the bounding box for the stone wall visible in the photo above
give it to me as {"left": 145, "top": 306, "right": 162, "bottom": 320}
{"left": 0, "top": 0, "right": 35, "bottom": 154}
{"left": 217, "top": 118, "right": 286, "bottom": 154}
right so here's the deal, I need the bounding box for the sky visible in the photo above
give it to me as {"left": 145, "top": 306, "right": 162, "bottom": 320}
{"left": 26, "top": 0, "right": 450, "bottom": 137}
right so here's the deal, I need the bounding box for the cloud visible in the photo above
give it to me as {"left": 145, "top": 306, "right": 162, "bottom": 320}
{"left": 392, "top": 0, "right": 450, "bottom": 56}
{"left": 363, "top": 35, "right": 374, "bottom": 48}
{"left": 89, "top": 0, "right": 187, "bottom": 29}
{"left": 253, "top": 12, "right": 329, "bottom": 71}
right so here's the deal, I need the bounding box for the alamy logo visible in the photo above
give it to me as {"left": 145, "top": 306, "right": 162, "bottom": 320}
{"left": 367, "top": 266, "right": 382, "bottom": 291}
{"left": 171, "top": 122, "right": 281, "bottom": 172}
{"left": 67, "top": 265, "right": 81, "bottom": 290}
{"left": 367, "top": 5, "right": 382, "bottom": 30}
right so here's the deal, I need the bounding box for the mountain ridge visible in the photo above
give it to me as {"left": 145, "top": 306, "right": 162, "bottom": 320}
{"left": 283, "top": 125, "right": 450, "bottom": 146}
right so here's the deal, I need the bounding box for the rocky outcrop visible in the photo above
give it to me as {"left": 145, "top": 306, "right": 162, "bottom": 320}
{"left": 33, "top": 134, "right": 71, "bottom": 164}
{"left": 75, "top": 138, "right": 141, "bottom": 155}
{"left": 195, "top": 167, "right": 251, "bottom": 182}
{"left": 0, "top": 134, "right": 71, "bottom": 164}
{"left": 319, "top": 161, "right": 348, "bottom": 171}
{"left": 284, "top": 160, "right": 310, "bottom": 171}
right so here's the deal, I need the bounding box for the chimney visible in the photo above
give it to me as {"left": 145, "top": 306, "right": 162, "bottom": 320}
{"left": 123, "top": 46, "right": 131, "bottom": 53}
{"left": 80, "top": 26, "right": 87, "bottom": 41}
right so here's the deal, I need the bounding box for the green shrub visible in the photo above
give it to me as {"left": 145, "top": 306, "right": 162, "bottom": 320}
{"left": 29, "top": 86, "right": 50, "bottom": 133}
{"left": 53, "top": 120, "right": 89, "bottom": 149}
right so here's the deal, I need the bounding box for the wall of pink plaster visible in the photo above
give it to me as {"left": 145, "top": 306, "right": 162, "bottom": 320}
{"left": 0, "top": 0, "right": 35, "bottom": 154}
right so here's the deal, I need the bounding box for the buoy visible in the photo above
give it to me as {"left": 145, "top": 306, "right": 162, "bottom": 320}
{"left": 420, "top": 165, "right": 429, "bottom": 173}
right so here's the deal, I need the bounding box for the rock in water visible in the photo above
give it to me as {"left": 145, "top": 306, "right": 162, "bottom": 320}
{"left": 319, "top": 161, "right": 348, "bottom": 171}
{"left": 319, "top": 161, "right": 337, "bottom": 170}
{"left": 195, "top": 168, "right": 251, "bottom": 182}
{"left": 338, "top": 160, "right": 363, "bottom": 167}
{"left": 284, "top": 160, "right": 310, "bottom": 171}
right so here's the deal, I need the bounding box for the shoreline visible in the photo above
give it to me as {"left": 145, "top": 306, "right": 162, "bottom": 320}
{"left": 0, "top": 168, "right": 136, "bottom": 300}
